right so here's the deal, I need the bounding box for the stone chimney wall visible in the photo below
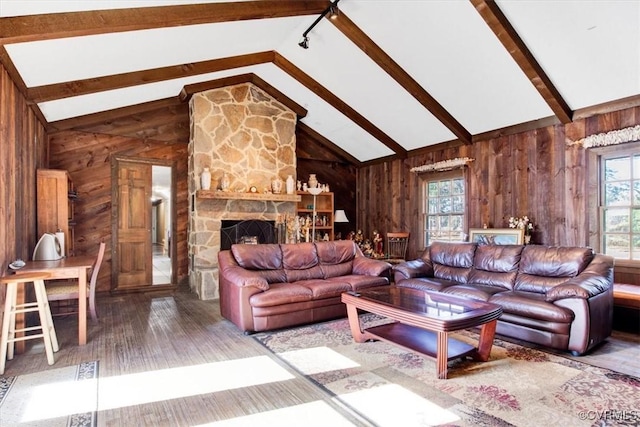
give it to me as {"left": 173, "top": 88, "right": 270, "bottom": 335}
{"left": 188, "top": 83, "right": 297, "bottom": 300}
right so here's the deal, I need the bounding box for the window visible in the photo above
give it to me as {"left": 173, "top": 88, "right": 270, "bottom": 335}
{"left": 421, "top": 170, "right": 467, "bottom": 247}
{"left": 600, "top": 149, "right": 640, "bottom": 260}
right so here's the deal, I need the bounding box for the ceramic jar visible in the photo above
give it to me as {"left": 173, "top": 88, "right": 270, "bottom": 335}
{"left": 286, "top": 175, "right": 295, "bottom": 194}
{"left": 201, "top": 168, "right": 211, "bottom": 190}
{"left": 272, "top": 177, "right": 284, "bottom": 194}
{"left": 220, "top": 172, "right": 230, "bottom": 191}
{"left": 308, "top": 174, "right": 318, "bottom": 189}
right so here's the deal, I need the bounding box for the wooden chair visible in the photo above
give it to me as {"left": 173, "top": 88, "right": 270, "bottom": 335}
{"left": 385, "top": 232, "right": 410, "bottom": 265}
{"left": 46, "top": 242, "right": 105, "bottom": 322}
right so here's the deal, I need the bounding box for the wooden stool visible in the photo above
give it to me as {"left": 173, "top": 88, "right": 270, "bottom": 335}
{"left": 0, "top": 272, "right": 59, "bottom": 374}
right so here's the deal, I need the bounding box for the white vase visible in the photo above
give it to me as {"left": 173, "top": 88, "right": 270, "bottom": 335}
{"left": 200, "top": 168, "right": 211, "bottom": 190}
{"left": 286, "top": 175, "right": 295, "bottom": 194}
{"left": 308, "top": 174, "right": 318, "bottom": 189}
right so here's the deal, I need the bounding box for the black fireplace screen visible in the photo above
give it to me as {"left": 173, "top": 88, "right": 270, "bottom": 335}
{"left": 220, "top": 220, "right": 276, "bottom": 250}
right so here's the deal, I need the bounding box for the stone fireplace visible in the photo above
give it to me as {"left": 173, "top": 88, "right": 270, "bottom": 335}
{"left": 188, "top": 83, "right": 297, "bottom": 300}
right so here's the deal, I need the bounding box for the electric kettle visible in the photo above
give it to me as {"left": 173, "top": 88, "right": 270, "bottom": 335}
{"left": 33, "top": 233, "right": 63, "bottom": 260}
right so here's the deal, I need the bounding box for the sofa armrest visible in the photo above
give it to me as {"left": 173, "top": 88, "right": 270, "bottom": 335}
{"left": 353, "top": 256, "right": 392, "bottom": 277}
{"left": 221, "top": 266, "right": 269, "bottom": 291}
{"left": 392, "top": 259, "right": 434, "bottom": 281}
{"left": 546, "top": 254, "right": 614, "bottom": 302}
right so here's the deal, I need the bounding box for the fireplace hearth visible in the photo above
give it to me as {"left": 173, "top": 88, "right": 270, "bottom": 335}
{"left": 220, "top": 220, "right": 276, "bottom": 250}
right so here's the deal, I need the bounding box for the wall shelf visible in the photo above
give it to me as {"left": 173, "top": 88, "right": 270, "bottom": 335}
{"left": 196, "top": 190, "right": 300, "bottom": 202}
{"left": 296, "top": 191, "right": 334, "bottom": 241}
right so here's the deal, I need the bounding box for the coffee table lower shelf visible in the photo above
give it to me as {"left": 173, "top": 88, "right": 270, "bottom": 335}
{"left": 365, "top": 322, "right": 477, "bottom": 361}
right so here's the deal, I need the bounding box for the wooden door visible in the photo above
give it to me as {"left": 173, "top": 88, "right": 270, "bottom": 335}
{"left": 113, "top": 160, "right": 152, "bottom": 290}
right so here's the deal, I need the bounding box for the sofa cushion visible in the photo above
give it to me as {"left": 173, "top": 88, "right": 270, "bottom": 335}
{"left": 338, "top": 275, "right": 389, "bottom": 291}
{"left": 469, "top": 244, "right": 522, "bottom": 290}
{"left": 395, "top": 277, "right": 458, "bottom": 292}
{"left": 316, "top": 240, "right": 356, "bottom": 264}
{"left": 249, "top": 282, "right": 313, "bottom": 307}
{"left": 442, "top": 284, "right": 508, "bottom": 302}
{"left": 430, "top": 242, "right": 476, "bottom": 283}
{"left": 490, "top": 291, "right": 574, "bottom": 323}
{"left": 515, "top": 246, "right": 594, "bottom": 293}
{"left": 281, "top": 242, "right": 324, "bottom": 282}
{"left": 316, "top": 240, "right": 356, "bottom": 278}
{"left": 297, "top": 278, "right": 352, "bottom": 298}
{"left": 231, "top": 243, "right": 282, "bottom": 270}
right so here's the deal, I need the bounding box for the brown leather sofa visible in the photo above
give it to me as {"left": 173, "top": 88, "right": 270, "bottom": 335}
{"left": 218, "top": 240, "right": 392, "bottom": 333}
{"left": 393, "top": 242, "right": 614, "bottom": 355}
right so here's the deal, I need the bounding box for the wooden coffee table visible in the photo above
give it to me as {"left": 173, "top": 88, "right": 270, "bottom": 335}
{"left": 341, "top": 286, "right": 503, "bottom": 379}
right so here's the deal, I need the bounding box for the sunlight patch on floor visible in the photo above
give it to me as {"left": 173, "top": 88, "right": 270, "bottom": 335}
{"left": 277, "top": 347, "right": 360, "bottom": 375}
{"left": 339, "top": 383, "right": 460, "bottom": 426}
{"left": 98, "top": 356, "right": 294, "bottom": 410}
{"left": 17, "top": 375, "right": 97, "bottom": 423}
{"left": 194, "top": 400, "right": 359, "bottom": 427}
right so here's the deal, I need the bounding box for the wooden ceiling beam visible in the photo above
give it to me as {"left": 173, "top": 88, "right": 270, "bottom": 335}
{"left": 329, "top": 12, "right": 472, "bottom": 144}
{"left": 573, "top": 94, "right": 640, "bottom": 121}
{"left": 47, "top": 97, "right": 184, "bottom": 132}
{"left": 471, "top": 0, "right": 573, "bottom": 124}
{"left": 28, "top": 51, "right": 276, "bottom": 103}
{"left": 273, "top": 52, "right": 407, "bottom": 158}
{"left": 179, "top": 73, "right": 308, "bottom": 118}
{"left": 0, "top": 1, "right": 330, "bottom": 44}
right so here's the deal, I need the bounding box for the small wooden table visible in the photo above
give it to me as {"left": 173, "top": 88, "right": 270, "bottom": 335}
{"left": 7, "top": 256, "right": 95, "bottom": 349}
{"left": 341, "top": 286, "right": 503, "bottom": 379}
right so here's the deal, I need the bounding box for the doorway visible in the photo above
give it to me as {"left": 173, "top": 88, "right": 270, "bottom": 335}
{"left": 111, "top": 156, "right": 176, "bottom": 292}
{"left": 152, "top": 165, "right": 172, "bottom": 285}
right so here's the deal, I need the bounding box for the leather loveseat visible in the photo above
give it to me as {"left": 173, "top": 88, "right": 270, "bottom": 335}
{"left": 393, "top": 242, "right": 614, "bottom": 355}
{"left": 218, "top": 240, "right": 392, "bottom": 333}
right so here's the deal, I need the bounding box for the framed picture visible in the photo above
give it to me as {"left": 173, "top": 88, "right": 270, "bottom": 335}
{"left": 468, "top": 228, "right": 524, "bottom": 245}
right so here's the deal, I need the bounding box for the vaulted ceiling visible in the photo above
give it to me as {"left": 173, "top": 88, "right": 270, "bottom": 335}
{"left": 2, "top": 0, "right": 639, "bottom": 166}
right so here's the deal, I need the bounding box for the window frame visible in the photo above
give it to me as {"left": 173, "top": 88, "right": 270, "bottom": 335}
{"left": 588, "top": 140, "right": 640, "bottom": 267}
{"left": 418, "top": 168, "right": 469, "bottom": 249}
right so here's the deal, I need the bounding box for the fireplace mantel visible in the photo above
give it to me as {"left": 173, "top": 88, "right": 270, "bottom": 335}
{"left": 196, "top": 190, "right": 300, "bottom": 203}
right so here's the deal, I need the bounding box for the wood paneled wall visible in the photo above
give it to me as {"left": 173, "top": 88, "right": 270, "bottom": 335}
{"left": 357, "top": 107, "right": 640, "bottom": 268}
{"left": 47, "top": 130, "right": 189, "bottom": 293}
{"left": 296, "top": 125, "right": 357, "bottom": 239}
{"left": 0, "top": 64, "right": 46, "bottom": 272}
{"left": 0, "top": 64, "right": 46, "bottom": 319}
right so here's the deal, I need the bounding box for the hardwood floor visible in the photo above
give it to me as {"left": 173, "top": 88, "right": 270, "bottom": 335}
{"left": 4, "top": 287, "right": 371, "bottom": 426}
{"left": 2, "top": 286, "right": 638, "bottom": 426}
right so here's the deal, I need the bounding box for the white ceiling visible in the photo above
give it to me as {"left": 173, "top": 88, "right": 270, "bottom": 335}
{"left": 2, "top": 0, "right": 639, "bottom": 163}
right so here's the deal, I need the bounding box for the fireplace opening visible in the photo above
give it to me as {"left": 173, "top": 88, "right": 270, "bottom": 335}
{"left": 220, "top": 220, "right": 276, "bottom": 250}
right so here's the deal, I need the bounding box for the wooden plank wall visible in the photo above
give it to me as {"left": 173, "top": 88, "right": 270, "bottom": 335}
{"left": 0, "top": 64, "right": 47, "bottom": 317}
{"left": 0, "top": 64, "right": 46, "bottom": 272}
{"left": 357, "top": 107, "right": 640, "bottom": 274}
{"left": 47, "top": 130, "right": 189, "bottom": 293}
{"left": 296, "top": 126, "right": 357, "bottom": 239}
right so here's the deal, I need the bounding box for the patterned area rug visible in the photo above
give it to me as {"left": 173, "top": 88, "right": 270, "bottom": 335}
{"left": 254, "top": 316, "right": 640, "bottom": 427}
{"left": 0, "top": 361, "right": 99, "bottom": 426}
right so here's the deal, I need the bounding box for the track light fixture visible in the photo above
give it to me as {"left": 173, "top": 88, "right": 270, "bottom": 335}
{"left": 298, "top": 0, "right": 340, "bottom": 49}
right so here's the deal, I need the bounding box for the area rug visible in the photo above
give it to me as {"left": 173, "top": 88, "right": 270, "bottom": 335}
{"left": 254, "top": 316, "right": 640, "bottom": 427}
{"left": 0, "top": 361, "right": 99, "bottom": 426}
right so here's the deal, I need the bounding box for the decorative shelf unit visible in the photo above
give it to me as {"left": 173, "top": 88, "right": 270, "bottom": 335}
{"left": 296, "top": 191, "right": 334, "bottom": 241}
{"left": 36, "top": 169, "right": 76, "bottom": 257}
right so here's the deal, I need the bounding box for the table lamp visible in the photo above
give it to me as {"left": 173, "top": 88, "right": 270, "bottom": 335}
{"left": 334, "top": 210, "right": 349, "bottom": 223}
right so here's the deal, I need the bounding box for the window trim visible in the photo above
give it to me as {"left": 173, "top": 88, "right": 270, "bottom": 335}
{"left": 588, "top": 140, "right": 640, "bottom": 264}
{"left": 418, "top": 168, "right": 469, "bottom": 249}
